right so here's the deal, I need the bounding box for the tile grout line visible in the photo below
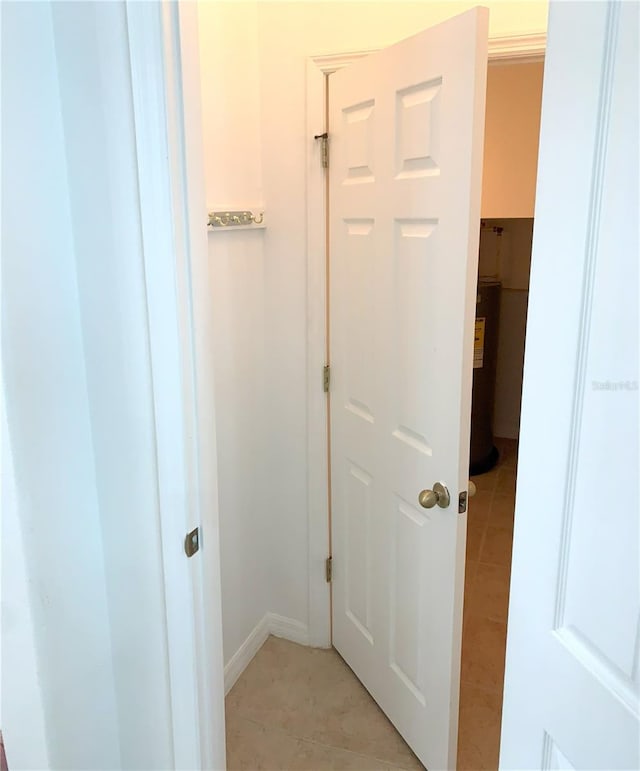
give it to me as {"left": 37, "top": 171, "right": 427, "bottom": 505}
{"left": 459, "top": 677, "right": 505, "bottom": 696}
{"left": 232, "top": 714, "right": 422, "bottom": 770}
{"left": 294, "top": 733, "right": 418, "bottom": 771}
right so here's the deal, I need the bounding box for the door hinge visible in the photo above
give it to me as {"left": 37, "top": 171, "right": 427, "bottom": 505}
{"left": 314, "top": 132, "right": 329, "bottom": 169}
{"left": 325, "top": 556, "right": 333, "bottom": 583}
{"left": 323, "top": 364, "right": 331, "bottom": 393}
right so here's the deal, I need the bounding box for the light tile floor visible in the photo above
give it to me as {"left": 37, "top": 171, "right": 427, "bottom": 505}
{"left": 226, "top": 637, "right": 423, "bottom": 770}
{"left": 226, "top": 439, "right": 517, "bottom": 770}
{"left": 458, "top": 438, "right": 517, "bottom": 771}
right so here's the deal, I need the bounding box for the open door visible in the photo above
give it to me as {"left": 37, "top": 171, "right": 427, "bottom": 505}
{"left": 501, "top": 2, "right": 639, "bottom": 768}
{"left": 329, "top": 9, "right": 488, "bottom": 770}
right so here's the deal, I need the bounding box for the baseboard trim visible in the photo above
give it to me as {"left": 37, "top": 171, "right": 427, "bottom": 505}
{"left": 223, "top": 614, "right": 270, "bottom": 694}
{"left": 267, "top": 613, "right": 309, "bottom": 646}
{"left": 224, "top": 613, "right": 310, "bottom": 694}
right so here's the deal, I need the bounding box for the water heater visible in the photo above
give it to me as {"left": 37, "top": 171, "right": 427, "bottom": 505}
{"left": 470, "top": 279, "right": 501, "bottom": 474}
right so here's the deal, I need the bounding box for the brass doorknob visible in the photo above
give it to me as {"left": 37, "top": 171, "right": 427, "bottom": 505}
{"left": 418, "top": 482, "right": 451, "bottom": 509}
{"left": 468, "top": 480, "right": 477, "bottom": 497}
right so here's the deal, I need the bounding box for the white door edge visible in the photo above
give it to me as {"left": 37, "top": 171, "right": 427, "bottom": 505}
{"left": 304, "top": 30, "right": 548, "bottom": 650}
{"left": 127, "top": 3, "right": 226, "bottom": 767}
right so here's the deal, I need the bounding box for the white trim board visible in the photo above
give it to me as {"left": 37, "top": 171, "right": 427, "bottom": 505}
{"left": 224, "top": 616, "right": 271, "bottom": 695}
{"left": 127, "top": 3, "right": 226, "bottom": 768}
{"left": 224, "top": 614, "right": 310, "bottom": 695}
{"left": 305, "top": 58, "right": 332, "bottom": 650}
{"left": 304, "top": 29, "right": 546, "bottom": 650}
{"left": 127, "top": 5, "right": 203, "bottom": 768}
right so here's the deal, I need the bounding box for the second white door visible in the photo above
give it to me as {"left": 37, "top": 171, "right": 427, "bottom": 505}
{"left": 329, "top": 9, "right": 488, "bottom": 770}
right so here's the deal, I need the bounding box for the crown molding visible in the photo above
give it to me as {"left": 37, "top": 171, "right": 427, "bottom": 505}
{"left": 488, "top": 32, "right": 546, "bottom": 63}
{"left": 311, "top": 31, "right": 546, "bottom": 73}
{"left": 311, "top": 49, "right": 378, "bottom": 73}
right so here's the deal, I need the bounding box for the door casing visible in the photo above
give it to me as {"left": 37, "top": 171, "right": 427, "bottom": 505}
{"left": 129, "top": 4, "right": 226, "bottom": 766}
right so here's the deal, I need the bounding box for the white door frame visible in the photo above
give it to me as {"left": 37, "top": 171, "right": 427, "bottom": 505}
{"left": 304, "top": 31, "right": 547, "bottom": 648}
{"left": 129, "top": 13, "right": 549, "bottom": 762}
{"left": 127, "top": 3, "right": 226, "bottom": 767}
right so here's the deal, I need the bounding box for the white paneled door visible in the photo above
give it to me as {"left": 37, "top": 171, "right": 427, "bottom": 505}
{"left": 329, "top": 10, "right": 488, "bottom": 770}
{"left": 501, "top": 2, "right": 639, "bottom": 769}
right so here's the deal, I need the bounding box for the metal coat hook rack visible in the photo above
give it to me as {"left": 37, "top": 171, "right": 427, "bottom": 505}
{"left": 207, "top": 210, "right": 265, "bottom": 228}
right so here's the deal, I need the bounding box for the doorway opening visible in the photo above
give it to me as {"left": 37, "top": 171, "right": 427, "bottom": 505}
{"left": 459, "top": 54, "right": 543, "bottom": 768}
{"left": 223, "top": 33, "right": 543, "bottom": 771}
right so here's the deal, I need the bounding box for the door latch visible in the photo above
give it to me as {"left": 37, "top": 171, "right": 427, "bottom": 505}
{"left": 459, "top": 481, "right": 477, "bottom": 513}
{"left": 184, "top": 527, "right": 200, "bottom": 558}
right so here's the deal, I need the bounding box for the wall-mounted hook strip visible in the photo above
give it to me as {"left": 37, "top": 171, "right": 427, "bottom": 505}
{"left": 207, "top": 210, "right": 265, "bottom": 228}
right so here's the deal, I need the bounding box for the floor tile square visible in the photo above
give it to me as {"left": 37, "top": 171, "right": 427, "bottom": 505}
{"left": 479, "top": 526, "right": 514, "bottom": 566}
{"left": 461, "top": 616, "right": 508, "bottom": 692}
{"left": 457, "top": 683, "right": 503, "bottom": 771}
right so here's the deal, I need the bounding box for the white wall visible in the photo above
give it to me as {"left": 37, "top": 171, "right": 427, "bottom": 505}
{"left": 482, "top": 61, "right": 544, "bottom": 218}
{"left": 2, "top": 3, "right": 176, "bottom": 767}
{"left": 198, "top": 0, "right": 549, "bottom": 660}
{"left": 1, "top": 400, "right": 50, "bottom": 770}
{"left": 198, "top": 1, "right": 272, "bottom": 666}
{"left": 50, "top": 4, "right": 175, "bottom": 767}
{"left": 208, "top": 225, "right": 270, "bottom": 665}
{"left": 199, "top": 1, "right": 263, "bottom": 210}
{"left": 1, "top": 4, "right": 121, "bottom": 766}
